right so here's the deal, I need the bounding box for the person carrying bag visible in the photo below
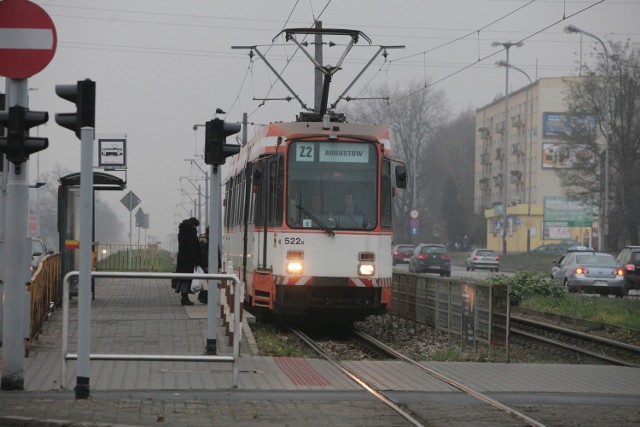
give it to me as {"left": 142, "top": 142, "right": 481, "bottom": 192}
{"left": 174, "top": 217, "right": 206, "bottom": 306}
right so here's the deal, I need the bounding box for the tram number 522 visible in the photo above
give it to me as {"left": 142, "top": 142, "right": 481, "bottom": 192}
{"left": 284, "top": 237, "right": 304, "bottom": 245}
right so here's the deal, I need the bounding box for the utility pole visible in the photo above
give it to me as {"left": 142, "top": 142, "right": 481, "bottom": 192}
{"left": 1, "top": 79, "right": 30, "bottom": 390}
{"left": 314, "top": 21, "right": 323, "bottom": 113}
{"left": 492, "top": 41, "right": 523, "bottom": 255}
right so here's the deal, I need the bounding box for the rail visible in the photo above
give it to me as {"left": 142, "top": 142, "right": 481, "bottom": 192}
{"left": 61, "top": 271, "right": 243, "bottom": 389}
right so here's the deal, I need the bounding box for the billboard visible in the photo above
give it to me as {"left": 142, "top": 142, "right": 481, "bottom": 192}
{"left": 543, "top": 112, "right": 596, "bottom": 137}
{"left": 542, "top": 143, "right": 596, "bottom": 169}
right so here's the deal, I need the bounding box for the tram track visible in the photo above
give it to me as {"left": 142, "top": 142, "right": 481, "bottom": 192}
{"left": 291, "top": 327, "right": 547, "bottom": 427}
{"left": 510, "top": 315, "right": 640, "bottom": 367}
{"left": 291, "top": 328, "right": 425, "bottom": 427}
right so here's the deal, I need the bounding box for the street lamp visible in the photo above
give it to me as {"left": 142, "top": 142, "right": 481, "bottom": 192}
{"left": 495, "top": 60, "right": 534, "bottom": 252}
{"left": 492, "top": 41, "right": 523, "bottom": 255}
{"left": 564, "top": 24, "right": 611, "bottom": 252}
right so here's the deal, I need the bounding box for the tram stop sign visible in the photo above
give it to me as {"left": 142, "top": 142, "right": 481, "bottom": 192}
{"left": 0, "top": 0, "right": 57, "bottom": 79}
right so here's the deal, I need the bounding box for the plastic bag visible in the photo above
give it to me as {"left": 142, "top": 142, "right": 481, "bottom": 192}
{"left": 190, "top": 266, "right": 208, "bottom": 293}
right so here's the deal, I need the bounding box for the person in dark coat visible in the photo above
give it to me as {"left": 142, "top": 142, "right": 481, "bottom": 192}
{"left": 175, "top": 217, "right": 204, "bottom": 305}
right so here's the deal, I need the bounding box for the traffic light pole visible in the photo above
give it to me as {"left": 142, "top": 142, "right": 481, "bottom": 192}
{"left": 75, "top": 126, "right": 95, "bottom": 399}
{"left": 202, "top": 116, "right": 240, "bottom": 355}
{"left": 1, "top": 78, "right": 30, "bottom": 390}
{"left": 206, "top": 164, "right": 220, "bottom": 354}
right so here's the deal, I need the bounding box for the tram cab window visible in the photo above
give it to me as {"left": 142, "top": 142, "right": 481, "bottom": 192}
{"left": 287, "top": 140, "right": 377, "bottom": 231}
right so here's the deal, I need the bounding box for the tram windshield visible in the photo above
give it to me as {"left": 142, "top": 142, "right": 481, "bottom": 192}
{"left": 287, "top": 140, "right": 377, "bottom": 231}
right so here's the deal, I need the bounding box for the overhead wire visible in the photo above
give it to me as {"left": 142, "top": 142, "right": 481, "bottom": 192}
{"left": 246, "top": 0, "right": 333, "bottom": 119}
{"left": 342, "top": 0, "right": 540, "bottom": 116}
{"left": 41, "top": 0, "right": 626, "bottom": 119}
{"left": 391, "top": 0, "right": 537, "bottom": 63}
{"left": 377, "top": 0, "right": 605, "bottom": 113}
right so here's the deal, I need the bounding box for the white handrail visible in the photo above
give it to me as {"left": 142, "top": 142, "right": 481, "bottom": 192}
{"left": 61, "top": 271, "right": 242, "bottom": 389}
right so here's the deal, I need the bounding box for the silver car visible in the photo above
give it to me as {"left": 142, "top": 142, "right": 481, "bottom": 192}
{"left": 465, "top": 249, "right": 500, "bottom": 272}
{"left": 551, "top": 251, "right": 625, "bottom": 297}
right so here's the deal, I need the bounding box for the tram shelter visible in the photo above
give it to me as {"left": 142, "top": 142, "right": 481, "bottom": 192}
{"left": 57, "top": 172, "right": 126, "bottom": 298}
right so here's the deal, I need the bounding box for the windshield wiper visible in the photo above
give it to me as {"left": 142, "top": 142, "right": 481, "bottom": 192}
{"left": 296, "top": 204, "right": 335, "bottom": 237}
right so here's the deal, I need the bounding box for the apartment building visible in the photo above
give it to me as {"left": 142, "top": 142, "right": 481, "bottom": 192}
{"left": 475, "top": 76, "right": 599, "bottom": 253}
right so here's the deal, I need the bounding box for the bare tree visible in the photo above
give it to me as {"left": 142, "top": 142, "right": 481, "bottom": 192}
{"left": 431, "top": 109, "right": 478, "bottom": 247}
{"left": 561, "top": 40, "right": 640, "bottom": 246}
{"left": 353, "top": 79, "right": 449, "bottom": 244}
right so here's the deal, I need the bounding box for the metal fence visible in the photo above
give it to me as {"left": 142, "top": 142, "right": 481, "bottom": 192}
{"left": 391, "top": 272, "right": 510, "bottom": 354}
{"left": 96, "top": 243, "right": 164, "bottom": 271}
{"left": 28, "top": 253, "right": 61, "bottom": 346}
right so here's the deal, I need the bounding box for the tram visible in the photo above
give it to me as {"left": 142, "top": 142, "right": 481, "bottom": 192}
{"left": 221, "top": 28, "right": 407, "bottom": 321}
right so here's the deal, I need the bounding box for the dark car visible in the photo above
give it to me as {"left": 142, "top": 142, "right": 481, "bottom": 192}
{"left": 533, "top": 243, "right": 573, "bottom": 253}
{"left": 31, "top": 238, "right": 53, "bottom": 273}
{"left": 392, "top": 244, "right": 415, "bottom": 266}
{"left": 615, "top": 246, "right": 640, "bottom": 295}
{"left": 408, "top": 243, "right": 451, "bottom": 277}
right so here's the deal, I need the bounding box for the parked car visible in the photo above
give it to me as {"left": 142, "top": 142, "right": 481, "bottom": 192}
{"left": 392, "top": 244, "right": 415, "bottom": 266}
{"left": 408, "top": 243, "right": 451, "bottom": 277}
{"left": 614, "top": 245, "right": 640, "bottom": 295}
{"left": 533, "top": 243, "right": 570, "bottom": 254}
{"left": 465, "top": 248, "right": 500, "bottom": 272}
{"left": 532, "top": 240, "right": 581, "bottom": 254}
{"left": 551, "top": 251, "right": 625, "bottom": 297}
{"left": 31, "top": 238, "right": 52, "bottom": 272}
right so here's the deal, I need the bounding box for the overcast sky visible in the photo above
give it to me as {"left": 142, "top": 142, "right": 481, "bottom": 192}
{"left": 4, "top": 0, "right": 638, "bottom": 246}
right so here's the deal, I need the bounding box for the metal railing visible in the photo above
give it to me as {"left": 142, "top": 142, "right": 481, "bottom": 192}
{"left": 28, "top": 253, "right": 61, "bottom": 343}
{"left": 61, "top": 271, "right": 243, "bottom": 389}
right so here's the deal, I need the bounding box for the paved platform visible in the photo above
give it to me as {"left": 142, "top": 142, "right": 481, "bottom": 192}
{"left": 1, "top": 277, "right": 639, "bottom": 426}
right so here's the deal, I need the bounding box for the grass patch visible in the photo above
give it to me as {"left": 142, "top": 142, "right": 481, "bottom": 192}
{"left": 521, "top": 294, "right": 640, "bottom": 330}
{"left": 253, "top": 323, "right": 316, "bottom": 357}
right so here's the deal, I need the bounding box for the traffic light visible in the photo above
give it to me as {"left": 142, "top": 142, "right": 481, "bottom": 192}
{"left": 204, "top": 118, "right": 241, "bottom": 166}
{"left": 0, "top": 105, "right": 49, "bottom": 170}
{"left": 55, "top": 79, "right": 95, "bottom": 138}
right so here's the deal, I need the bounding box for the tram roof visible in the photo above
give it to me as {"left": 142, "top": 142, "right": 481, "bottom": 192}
{"left": 255, "top": 121, "right": 390, "bottom": 141}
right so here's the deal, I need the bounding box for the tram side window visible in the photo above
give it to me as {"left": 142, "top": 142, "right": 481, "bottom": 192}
{"left": 234, "top": 173, "right": 242, "bottom": 226}
{"left": 269, "top": 158, "right": 284, "bottom": 226}
{"left": 254, "top": 156, "right": 283, "bottom": 226}
{"left": 224, "top": 178, "right": 233, "bottom": 228}
{"left": 381, "top": 159, "right": 392, "bottom": 228}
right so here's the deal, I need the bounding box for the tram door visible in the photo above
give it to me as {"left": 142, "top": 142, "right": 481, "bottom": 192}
{"left": 253, "top": 155, "right": 283, "bottom": 269}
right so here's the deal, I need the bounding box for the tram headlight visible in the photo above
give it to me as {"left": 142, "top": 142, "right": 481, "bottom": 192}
{"left": 358, "top": 263, "right": 375, "bottom": 276}
{"left": 286, "top": 250, "right": 304, "bottom": 275}
{"left": 287, "top": 261, "right": 304, "bottom": 275}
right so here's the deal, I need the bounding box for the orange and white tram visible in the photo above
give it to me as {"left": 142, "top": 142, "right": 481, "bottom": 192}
{"left": 222, "top": 117, "right": 406, "bottom": 321}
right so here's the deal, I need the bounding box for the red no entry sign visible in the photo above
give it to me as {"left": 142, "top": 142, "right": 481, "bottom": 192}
{"left": 0, "top": 0, "right": 57, "bottom": 79}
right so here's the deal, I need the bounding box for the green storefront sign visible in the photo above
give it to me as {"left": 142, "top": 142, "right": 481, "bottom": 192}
{"left": 543, "top": 196, "right": 593, "bottom": 227}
